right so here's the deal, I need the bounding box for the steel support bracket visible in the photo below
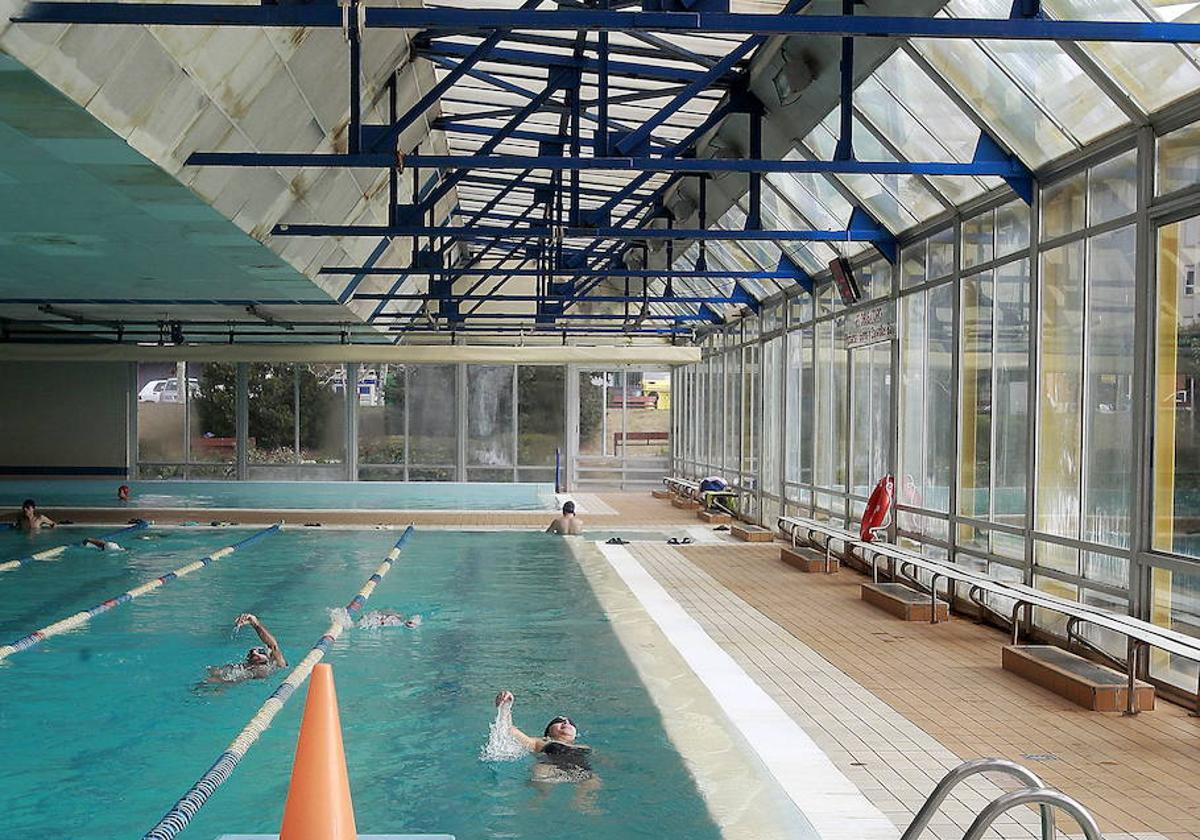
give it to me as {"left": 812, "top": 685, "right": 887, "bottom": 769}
{"left": 972, "top": 132, "right": 1034, "bottom": 204}
{"left": 848, "top": 206, "right": 897, "bottom": 264}
{"left": 776, "top": 251, "right": 814, "bottom": 292}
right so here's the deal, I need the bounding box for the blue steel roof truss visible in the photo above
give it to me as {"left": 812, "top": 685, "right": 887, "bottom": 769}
{"left": 15, "top": 0, "right": 1200, "bottom": 336}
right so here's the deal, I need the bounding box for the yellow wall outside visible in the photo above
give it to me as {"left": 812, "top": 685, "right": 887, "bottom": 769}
{"left": 1152, "top": 225, "right": 1181, "bottom": 667}
{"left": 643, "top": 377, "right": 672, "bottom": 410}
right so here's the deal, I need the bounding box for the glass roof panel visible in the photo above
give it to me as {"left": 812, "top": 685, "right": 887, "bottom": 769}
{"left": 910, "top": 37, "right": 1074, "bottom": 166}
{"left": 855, "top": 60, "right": 990, "bottom": 206}
{"left": 801, "top": 117, "right": 931, "bottom": 232}
{"left": 1042, "top": 0, "right": 1200, "bottom": 111}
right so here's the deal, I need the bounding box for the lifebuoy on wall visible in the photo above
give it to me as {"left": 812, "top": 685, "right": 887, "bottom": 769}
{"left": 860, "top": 474, "right": 894, "bottom": 542}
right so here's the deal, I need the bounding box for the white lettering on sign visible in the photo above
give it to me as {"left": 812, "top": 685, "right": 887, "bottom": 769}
{"left": 845, "top": 303, "right": 896, "bottom": 349}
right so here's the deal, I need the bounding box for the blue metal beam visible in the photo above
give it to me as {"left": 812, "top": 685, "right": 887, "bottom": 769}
{"left": 614, "top": 0, "right": 812, "bottom": 155}
{"left": 274, "top": 223, "right": 894, "bottom": 242}
{"left": 385, "top": 324, "right": 695, "bottom": 335}
{"left": 24, "top": 4, "right": 1200, "bottom": 42}
{"left": 376, "top": 311, "right": 710, "bottom": 321}
{"left": 0, "top": 298, "right": 343, "bottom": 306}
{"left": 426, "top": 54, "right": 540, "bottom": 101}
{"left": 325, "top": 267, "right": 811, "bottom": 279}
{"left": 440, "top": 121, "right": 600, "bottom": 149}
{"left": 371, "top": 31, "right": 506, "bottom": 153}
{"left": 419, "top": 70, "right": 574, "bottom": 212}
{"left": 353, "top": 292, "right": 761, "bottom": 303}
{"left": 454, "top": 171, "right": 657, "bottom": 201}
{"left": 336, "top": 237, "right": 393, "bottom": 304}
{"left": 190, "top": 151, "right": 1032, "bottom": 177}
{"left": 416, "top": 41, "right": 732, "bottom": 85}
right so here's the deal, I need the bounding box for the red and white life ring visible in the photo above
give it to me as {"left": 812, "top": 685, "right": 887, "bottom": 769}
{"left": 859, "top": 474, "right": 894, "bottom": 542}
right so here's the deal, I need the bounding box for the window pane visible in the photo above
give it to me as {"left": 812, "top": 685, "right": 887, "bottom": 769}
{"left": 899, "top": 291, "right": 927, "bottom": 531}
{"left": 1089, "top": 149, "right": 1137, "bottom": 226}
{"left": 1042, "top": 171, "right": 1086, "bottom": 241}
{"left": 927, "top": 283, "right": 955, "bottom": 513}
{"left": 1083, "top": 225, "right": 1135, "bottom": 548}
{"left": 960, "top": 270, "right": 993, "bottom": 519}
{"left": 994, "top": 259, "right": 1030, "bottom": 525}
{"left": 912, "top": 35, "right": 1074, "bottom": 167}
{"left": 467, "top": 365, "right": 514, "bottom": 468}
{"left": 189, "top": 362, "right": 235, "bottom": 473}
{"left": 996, "top": 199, "right": 1030, "bottom": 259}
{"left": 1042, "top": 0, "right": 1200, "bottom": 113}
{"left": 359, "top": 364, "right": 405, "bottom": 469}
{"left": 929, "top": 227, "right": 956, "bottom": 281}
{"left": 409, "top": 365, "right": 457, "bottom": 466}
{"left": 518, "top": 366, "right": 565, "bottom": 467}
{"left": 137, "top": 361, "right": 185, "bottom": 472}
{"left": 299, "top": 364, "right": 345, "bottom": 465}
{"left": 1153, "top": 216, "right": 1200, "bottom": 557}
{"left": 248, "top": 363, "right": 297, "bottom": 465}
{"left": 1036, "top": 241, "right": 1085, "bottom": 538}
{"left": 902, "top": 241, "right": 927, "bottom": 289}
{"left": 763, "top": 338, "right": 782, "bottom": 494}
{"left": 1149, "top": 566, "right": 1200, "bottom": 691}
{"left": 962, "top": 210, "right": 994, "bottom": 270}
{"left": 1158, "top": 120, "right": 1200, "bottom": 197}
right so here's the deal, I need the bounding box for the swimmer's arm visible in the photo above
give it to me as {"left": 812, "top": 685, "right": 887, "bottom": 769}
{"left": 508, "top": 725, "right": 543, "bottom": 752}
{"left": 39, "top": 515, "right": 55, "bottom": 528}
{"left": 241, "top": 614, "right": 287, "bottom": 667}
{"left": 494, "top": 690, "right": 542, "bottom": 751}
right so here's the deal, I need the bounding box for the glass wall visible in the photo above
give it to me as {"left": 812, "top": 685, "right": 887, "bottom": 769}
{"left": 671, "top": 118, "right": 1200, "bottom": 699}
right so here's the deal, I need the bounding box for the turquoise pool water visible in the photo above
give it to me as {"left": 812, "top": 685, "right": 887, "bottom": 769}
{"left": 0, "top": 480, "right": 556, "bottom": 511}
{"left": 0, "top": 529, "right": 722, "bottom": 840}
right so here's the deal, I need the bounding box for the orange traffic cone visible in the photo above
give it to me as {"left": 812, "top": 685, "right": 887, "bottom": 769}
{"left": 279, "top": 663, "right": 358, "bottom": 840}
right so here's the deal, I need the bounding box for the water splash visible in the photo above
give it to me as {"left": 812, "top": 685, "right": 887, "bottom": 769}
{"left": 479, "top": 700, "right": 526, "bottom": 761}
{"left": 328, "top": 607, "right": 354, "bottom": 630}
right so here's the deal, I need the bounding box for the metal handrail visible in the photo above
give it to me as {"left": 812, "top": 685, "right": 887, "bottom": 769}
{"left": 900, "top": 759, "right": 1056, "bottom": 840}
{"left": 962, "top": 788, "right": 1104, "bottom": 840}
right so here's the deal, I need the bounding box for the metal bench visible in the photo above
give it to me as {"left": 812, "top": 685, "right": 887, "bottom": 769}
{"left": 777, "top": 513, "right": 1200, "bottom": 715}
{"left": 662, "top": 476, "right": 701, "bottom": 499}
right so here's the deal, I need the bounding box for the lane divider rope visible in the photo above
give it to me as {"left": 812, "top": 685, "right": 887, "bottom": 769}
{"left": 142, "top": 524, "right": 415, "bottom": 840}
{"left": 0, "top": 523, "right": 281, "bottom": 661}
{"left": 0, "top": 521, "right": 152, "bottom": 574}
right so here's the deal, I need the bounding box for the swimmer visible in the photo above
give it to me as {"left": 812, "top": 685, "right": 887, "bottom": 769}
{"left": 117, "top": 484, "right": 130, "bottom": 502}
{"left": 546, "top": 500, "right": 583, "bottom": 536}
{"left": 83, "top": 537, "right": 123, "bottom": 552}
{"left": 15, "top": 499, "right": 55, "bottom": 532}
{"left": 493, "top": 690, "right": 592, "bottom": 775}
{"left": 357, "top": 609, "right": 422, "bottom": 629}
{"left": 204, "top": 612, "right": 287, "bottom": 684}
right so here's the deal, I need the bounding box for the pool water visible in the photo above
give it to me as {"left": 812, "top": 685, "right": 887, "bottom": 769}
{"left": 0, "top": 480, "right": 557, "bottom": 511}
{"left": 0, "top": 529, "right": 723, "bottom": 840}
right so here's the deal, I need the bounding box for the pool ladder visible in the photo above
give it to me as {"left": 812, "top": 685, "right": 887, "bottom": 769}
{"left": 901, "top": 758, "right": 1104, "bottom": 840}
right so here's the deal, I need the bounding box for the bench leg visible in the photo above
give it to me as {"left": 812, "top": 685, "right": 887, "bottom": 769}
{"left": 1124, "top": 638, "right": 1139, "bottom": 717}
{"left": 1192, "top": 669, "right": 1200, "bottom": 718}
{"left": 930, "top": 574, "right": 941, "bottom": 624}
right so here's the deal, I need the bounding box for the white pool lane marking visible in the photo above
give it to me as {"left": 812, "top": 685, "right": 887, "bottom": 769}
{"left": 598, "top": 543, "right": 898, "bottom": 840}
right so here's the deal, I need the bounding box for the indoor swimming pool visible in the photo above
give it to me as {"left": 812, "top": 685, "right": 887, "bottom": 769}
{"left": 0, "top": 480, "right": 557, "bottom": 511}
{"left": 0, "top": 528, "right": 723, "bottom": 840}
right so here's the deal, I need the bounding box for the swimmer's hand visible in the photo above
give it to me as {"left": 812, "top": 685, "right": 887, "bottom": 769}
{"left": 495, "top": 690, "right": 514, "bottom": 707}
{"left": 234, "top": 613, "right": 258, "bottom": 629}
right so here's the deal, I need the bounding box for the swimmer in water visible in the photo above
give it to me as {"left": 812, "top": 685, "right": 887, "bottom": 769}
{"left": 204, "top": 613, "right": 287, "bottom": 684}
{"left": 15, "top": 499, "right": 55, "bottom": 532}
{"left": 83, "top": 537, "right": 123, "bottom": 552}
{"left": 493, "top": 690, "right": 594, "bottom": 778}
{"left": 357, "top": 609, "right": 421, "bottom": 629}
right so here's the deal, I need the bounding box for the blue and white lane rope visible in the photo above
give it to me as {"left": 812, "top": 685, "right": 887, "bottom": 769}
{"left": 143, "top": 525, "right": 415, "bottom": 840}
{"left": 0, "top": 520, "right": 152, "bottom": 574}
{"left": 0, "top": 523, "right": 281, "bottom": 662}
